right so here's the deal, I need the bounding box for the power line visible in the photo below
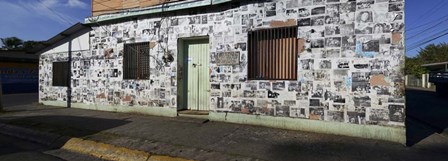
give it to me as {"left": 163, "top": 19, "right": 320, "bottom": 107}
{"left": 38, "top": 0, "right": 75, "bottom": 26}
{"left": 406, "top": 18, "right": 448, "bottom": 40}
{"left": 406, "top": 13, "right": 448, "bottom": 32}
{"left": 406, "top": 29, "right": 448, "bottom": 51}
{"left": 408, "top": 0, "right": 447, "bottom": 26}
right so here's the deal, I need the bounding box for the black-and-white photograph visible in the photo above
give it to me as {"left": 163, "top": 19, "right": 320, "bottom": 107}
{"left": 298, "top": 8, "right": 310, "bottom": 17}
{"left": 340, "top": 2, "right": 356, "bottom": 13}
{"left": 336, "top": 60, "right": 350, "bottom": 69}
{"left": 340, "top": 24, "right": 355, "bottom": 36}
{"left": 324, "top": 49, "right": 340, "bottom": 58}
{"left": 325, "top": 26, "right": 340, "bottom": 36}
{"left": 357, "top": 0, "right": 374, "bottom": 10}
{"left": 319, "top": 60, "right": 332, "bottom": 69}
{"left": 389, "top": 104, "right": 405, "bottom": 122}
{"left": 373, "top": 86, "right": 391, "bottom": 95}
{"left": 276, "top": 106, "right": 290, "bottom": 117}
{"left": 352, "top": 72, "right": 370, "bottom": 82}
{"left": 284, "top": 100, "right": 296, "bottom": 106}
{"left": 313, "top": 0, "right": 325, "bottom": 5}
{"left": 362, "top": 40, "right": 380, "bottom": 52}
{"left": 310, "top": 98, "right": 321, "bottom": 107}
{"left": 288, "top": 82, "right": 299, "bottom": 92}
{"left": 298, "top": 0, "right": 312, "bottom": 6}
{"left": 325, "top": 37, "right": 341, "bottom": 47}
{"left": 211, "top": 83, "right": 221, "bottom": 90}
{"left": 258, "top": 82, "right": 271, "bottom": 90}
{"left": 369, "top": 109, "right": 389, "bottom": 122}
{"left": 311, "top": 39, "right": 324, "bottom": 48}
{"left": 347, "top": 111, "right": 365, "bottom": 124}
{"left": 311, "top": 6, "right": 325, "bottom": 15}
{"left": 301, "top": 59, "right": 314, "bottom": 70}
{"left": 389, "top": 2, "right": 404, "bottom": 12}
{"left": 215, "top": 52, "right": 240, "bottom": 65}
{"left": 309, "top": 107, "right": 324, "bottom": 120}
{"left": 354, "top": 96, "right": 371, "bottom": 107}
{"left": 327, "top": 111, "right": 344, "bottom": 122}
{"left": 342, "top": 36, "right": 356, "bottom": 47}
{"left": 273, "top": 82, "right": 285, "bottom": 91}
{"left": 268, "top": 90, "right": 280, "bottom": 98}
{"left": 373, "top": 23, "right": 391, "bottom": 34}
{"left": 326, "top": 4, "right": 340, "bottom": 18}
{"left": 352, "top": 82, "right": 370, "bottom": 93}
{"left": 356, "top": 11, "right": 373, "bottom": 23}
{"left": 314, "top": 70, "right": 330, "bottom": 81}
{"left": 188, "top": 16, "right": 201, "bottom": 24}
{"left": 170, "top": 18, "right": 179, "bottom": 26}
{"left": 298, "top": 18, "right": 311, "bottom": 26}
{"left": 355, "top": 23, "right": 373, "bottom": 34}
{"left": 311, "top": 16, "right": 325, "bottom": 26}
{"left": 265, "top": 3, "right": 277, "bottom": 17}
{"left": 290, "top": 107, "right": 307, "bottom": 118}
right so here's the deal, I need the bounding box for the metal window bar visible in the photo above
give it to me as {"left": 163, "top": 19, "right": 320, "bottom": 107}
{"left": 52, "top": 61, "right": 69, "bottom": 87}
{"left": 123, "top": 42, "right": 150, "bottom": 80}
{"left": 247, "top": 26, "right": 298, "bottom": 80}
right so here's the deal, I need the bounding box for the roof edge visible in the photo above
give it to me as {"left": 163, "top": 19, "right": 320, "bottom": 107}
{"left": 85, "top": 0, "right": 233, "bottom": 24}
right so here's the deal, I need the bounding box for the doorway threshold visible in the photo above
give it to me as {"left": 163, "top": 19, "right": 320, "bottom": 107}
{"left": 177, "top": 110, "right": 209, "bottom": 119}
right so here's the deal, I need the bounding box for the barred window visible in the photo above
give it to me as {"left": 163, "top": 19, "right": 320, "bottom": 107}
{"left": 123, "top": 42, "right": 150, "bottom": 80}
{"left": 248, "top": 26, "right": 298, "bottom": 80}
{"left": 52, "top": 61, "right": 69, "bottom": 87}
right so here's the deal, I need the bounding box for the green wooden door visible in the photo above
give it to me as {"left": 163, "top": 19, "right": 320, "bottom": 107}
{"left": 186, "top": 40, "right": 210, "bottom": 111}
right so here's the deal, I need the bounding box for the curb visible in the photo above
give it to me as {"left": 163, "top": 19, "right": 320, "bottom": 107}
{"left": 0, "top": 123, "right": 193, "bottom": 161}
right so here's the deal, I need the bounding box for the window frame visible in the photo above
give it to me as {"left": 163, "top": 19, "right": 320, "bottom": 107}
{"left": 123, "top": 41, "right": 151, "bottom": 80}
{"left": 247, "top": 26, "right": 299, "bottom": 81}
{"left": 52, "top": 61, "right": 69, "bottom": 87}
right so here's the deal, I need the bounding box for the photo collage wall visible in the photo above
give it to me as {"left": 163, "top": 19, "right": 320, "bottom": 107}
{"left": 39, "top": 0, "right": 405, "bottom": 127}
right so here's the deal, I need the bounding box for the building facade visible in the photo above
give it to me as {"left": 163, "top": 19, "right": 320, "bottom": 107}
{"left": 0, "top": 51, "right": 39, "bottom": 94}
{"left": 39, "top": 0, "right": 406, "bottom": 143}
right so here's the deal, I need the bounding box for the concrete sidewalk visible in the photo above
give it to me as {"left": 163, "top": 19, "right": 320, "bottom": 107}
{"left": 0, "top": 105, "right": 447, "bottom": 161}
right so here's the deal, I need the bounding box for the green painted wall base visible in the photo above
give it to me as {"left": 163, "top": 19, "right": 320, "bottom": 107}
{"left": 40, "top": 101, "right": 177, "bottom": 117}
{"left": 209, "top": 112, "right": 406, "bottom": 145}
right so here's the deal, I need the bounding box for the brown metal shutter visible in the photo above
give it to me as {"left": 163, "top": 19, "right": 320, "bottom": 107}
{"left": 248, "top": 26, "right": 298, "bottom": 80}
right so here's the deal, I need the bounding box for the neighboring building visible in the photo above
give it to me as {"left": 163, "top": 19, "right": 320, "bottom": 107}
{"left": 422, "top": 62, "right": 448, "bottom": 95}
{"left": 38, "top": 0, "right": 406, "bottom": 144}
{"left": 0, "top": 50, "right": 39, "bottom": 94}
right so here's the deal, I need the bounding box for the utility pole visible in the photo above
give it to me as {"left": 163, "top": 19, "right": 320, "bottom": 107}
{"left": 67, "top": 40, "right": 72, "bottom": 108}
{"left": 0, "top": 75, "right": 3, "bottom": 111}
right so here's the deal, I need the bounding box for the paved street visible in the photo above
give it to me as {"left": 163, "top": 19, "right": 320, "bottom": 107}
{"left": 0, "top": 133, "right": 63, "bottom": 161}
{"left": 0, "top": 88, "right": 447, "bottom": 161}
{"left": 1, "top": 93, "right": 38, "bottom": 109}
{"left": 0, "top": 133, "right": 105, "bottom": 161}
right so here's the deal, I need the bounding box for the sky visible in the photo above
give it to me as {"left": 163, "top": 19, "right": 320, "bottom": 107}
{"left": 0, "top": 0, "right": 447, "bottom": 57}
{"left": 0, "top": 0, "right": 90, "bottom": 43}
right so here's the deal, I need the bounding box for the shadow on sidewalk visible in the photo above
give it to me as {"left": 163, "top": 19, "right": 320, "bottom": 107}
{"left": 0, "top": 115, "right": 131, "bottom": 138}
{"left": 406, "top": 88, "right": 448, "bottom": 146}
{"left": 1, "top": 93, "right": 38, "bottom": 108}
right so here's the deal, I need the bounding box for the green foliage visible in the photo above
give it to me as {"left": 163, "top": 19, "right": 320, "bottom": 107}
{"left": 1, "top": 37, "right": 43, "bottom": 51}
{"left": 406, "top": 43, "right": 448, "bottom": 77}
{"left": 405, "top": 57, "right": 426, "bottom": 78}
{"left": 0, "top": 37, "right": 23, "bottom": 49}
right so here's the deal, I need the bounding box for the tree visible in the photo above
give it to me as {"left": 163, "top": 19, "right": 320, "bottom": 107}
{"left": 0, "top": 37, "right": 23, "bottom": 49}
{"left": 406, "top": 43, "right": 448, "bottom": 77}
{"left": 23, "top": 41, "right": 43, "bottom": 51}
{"left": 405, "top": 57, "right": 427, "bottom": 78}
